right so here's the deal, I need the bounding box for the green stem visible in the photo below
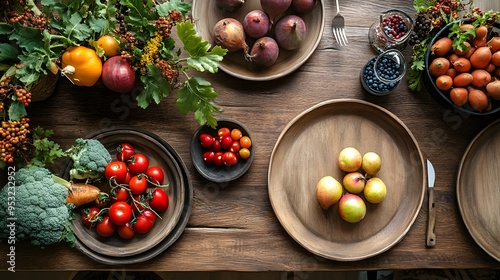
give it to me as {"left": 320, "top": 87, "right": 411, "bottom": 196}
{"left": 52, "top": 174, "right": 72, "bottom": 190}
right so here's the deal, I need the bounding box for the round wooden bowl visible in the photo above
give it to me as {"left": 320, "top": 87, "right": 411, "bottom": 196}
{"left": 64, "top": 128, "right": 188, "bottom": 259}
{"left": 268, "top": 99, "right": 426, "bottom": 261}
{"left": 190, "top": 118, "right": 254, "bottom": 183}
{"left": 191, "top": 0, "right": 325, "bottom": 81}
{"left": 457, "top": 119, "right": 500, "bottom": 262}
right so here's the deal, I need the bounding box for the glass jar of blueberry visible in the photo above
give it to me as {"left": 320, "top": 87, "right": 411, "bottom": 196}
{"left": 368, "top": 9, "right": 413, "bottom": 53}
{"left": 360, "top": 49, "right": 407, "bottom": 95}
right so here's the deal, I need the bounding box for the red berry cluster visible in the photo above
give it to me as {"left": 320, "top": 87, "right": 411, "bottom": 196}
{"left": 382, "top": 14, "right": 409, "bottom": 40}
{"left": 199, "top": 127, "right": 252, "bottom": 167}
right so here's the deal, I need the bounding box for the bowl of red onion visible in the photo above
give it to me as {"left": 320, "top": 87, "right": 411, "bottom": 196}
{"left": 192, "top": 0, "right": 325, "bottom": 81}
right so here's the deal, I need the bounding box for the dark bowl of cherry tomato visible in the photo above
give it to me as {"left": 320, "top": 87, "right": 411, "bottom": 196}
{"left": 190, "top": 118, "right": 255, "bottom": 183}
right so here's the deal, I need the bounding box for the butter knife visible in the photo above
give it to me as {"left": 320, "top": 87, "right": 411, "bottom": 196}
{"left": 426, "top": 160, "right": 436, "bottom": 247}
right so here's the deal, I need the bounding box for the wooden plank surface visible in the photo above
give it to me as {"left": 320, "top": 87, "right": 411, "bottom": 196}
{"left": 1, "top": 0, "right": 500, "bottom": 272}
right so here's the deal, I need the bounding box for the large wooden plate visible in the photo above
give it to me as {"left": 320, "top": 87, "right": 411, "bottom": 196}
{"left": 457, "top": 120, "right": 500, "bottom": 262}
{"left": 191, "top": 0, "right": 325, "bottom": 81}
{"left": 268, "top": 99, "right": 426, "bottom": 261}
{"left": 62, "top": 128, "right": 193, "bottom": 264}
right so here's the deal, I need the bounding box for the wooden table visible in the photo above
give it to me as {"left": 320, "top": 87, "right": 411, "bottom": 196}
{"left": 2, "top": 0, "right": 500, "bottom": 272}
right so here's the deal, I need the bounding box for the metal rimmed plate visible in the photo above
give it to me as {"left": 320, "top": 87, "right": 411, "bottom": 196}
{"left": 268, "top": 99, "right": 425, "bottom": 261}
{"left": 191, "top": 0, "right": 325, "bottom": 81}
{"left": 62, "top": 127, "right": 192, "bottom": 264}
{"left": 457, "top": 119, "right": 500, "bottom": 262}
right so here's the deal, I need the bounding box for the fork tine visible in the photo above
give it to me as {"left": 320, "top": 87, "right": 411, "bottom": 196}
{"left": 340, "top": 28, "right": 348, "bottom": 45}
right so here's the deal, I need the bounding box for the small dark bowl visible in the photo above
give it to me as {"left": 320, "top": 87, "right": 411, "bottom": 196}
{"left": 190, "top": 118, "right": 254, "bottom": 183}
{"left": 423, "top": 19, "right": 500, "bottom": 117}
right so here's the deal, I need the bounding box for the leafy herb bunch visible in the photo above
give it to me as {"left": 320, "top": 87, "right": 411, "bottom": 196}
{"left": 408, "top": 0, "right": 498, "bottom": 92}
{"left": 0, "top": 0, "right": 227, "bottom": 168}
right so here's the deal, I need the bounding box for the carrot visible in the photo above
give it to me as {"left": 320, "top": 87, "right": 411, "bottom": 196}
{"left": 52, "top": 175, "right": 104, "bottom": 207}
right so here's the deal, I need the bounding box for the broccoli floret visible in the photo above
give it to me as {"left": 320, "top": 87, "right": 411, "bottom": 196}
{"left": 67, "top": 138, "right": 111, "bottom": 181}
{"left": 0, "top": 166, "right": 75, "bottom": 248}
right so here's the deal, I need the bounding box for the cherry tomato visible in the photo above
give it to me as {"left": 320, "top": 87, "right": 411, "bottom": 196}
{"left": 145, "top": 166, "right": 164, "bottom": 185}
{"left": 141, "top": 209, "right": 157, "bottom": 223}
{"left": 230, "top": 141, "right": 240, "bottom": 153}
{"left": 117, "top": 222, "right": 135, "bottom": 240}
{"left": 109, "top": 201, "right": 132, "bottom": 226}
{"left": 105, "top": 161, "right": 128, "bottom": 183}
{"left": 213, "top": 152, "right": 224, "bottom": 166}
{"left": 96, "top": 216, "right": 116, "bottom": 237}
{"left": 222, "top": 151, "right": 238, "bottom": 166}
{"left": 240, "top": 136, "right": 252, "bottom": 149}
{"left": 221, "top": 136, "right": 233, "bottom": 150}
{"left": 203, "top": 151, "right": 215, "bottom": 164}
{"left": 239, "top": 148, "right": 251, "bottom": 160}
{"left": 149, "top": 188, "right": 169, "bottom": 212}
{"left": 129, "top": 175, "right": 148, "bottom": 195}
{"left": 81, "top": 207, "right": 101, "bottom": 228}
{"left": 123, "top": 171, "right": 133, "bottom": 185}
{"left": 199, "top": 133, "right": 214, "bottom": 148}
{"left": 134, "top": 214, "right": 155, "bottom": 234}
{"left": 116, "top": 143, "right": 135, "bottom": 162}
{"left": 112, "top": 187, "right": 130, "bottom": 202}
{"left": 127, "top": 153, "right": 149, "bottom": 174}
{"left": 97, "top": 35, "right": 120, "bottom": 58}
{"left": 230, "top": 128, "right": 243, "bottom": 140}
{"left": 211, "top": 139, "right": 222, "bottom": 151}
{"left": 217, "top": 127, "right": 231, "bottom": 139}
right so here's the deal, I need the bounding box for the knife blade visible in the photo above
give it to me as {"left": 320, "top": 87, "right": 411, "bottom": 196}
{"left": 426, "top": 159, "right": 436, "bottom": 247}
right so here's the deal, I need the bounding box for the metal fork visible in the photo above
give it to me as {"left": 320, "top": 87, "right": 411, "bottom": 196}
{"left": 332, "top": 0, "right": 348, "bottom": 46}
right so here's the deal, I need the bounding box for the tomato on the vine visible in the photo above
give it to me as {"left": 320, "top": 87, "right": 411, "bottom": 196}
{"left": 117, "top": 222, "right": 136, "bottom": 240}
{"left": 127, "top": 153, "right": 149, "bottom": 174}
{"left": 132, "top": 195, "right": 146, "bottom": 214}
{"left": 129, "top": 175, "right": 148, "bottom": 195}
{"left": 105, "top": 161, "right": 128, "bottom": 183}
{"left": 81, "top": 207, "right": 101, "bottom": 228}
{"left": 116, "top": 143, "right": 135, "bottom": 162}
{"left": 96, "top": 216, "right": 116, "bottom": 237}
{"left": 134, "top": 213, "right": 155, "bottom": 234}
{"left": 145, "top": 166, "right": 164, "bottom": 185}
{"left": 109, "top": 201, "right": 132, "bottom": 226}
{"left": 112, "top": 187, "right": 130, "bottom": 203}
{"left": 149, "top": 188, "right": 169, "bottom": 212}
{"left": 141, "top": 209, "right": 157, "bottom": 223}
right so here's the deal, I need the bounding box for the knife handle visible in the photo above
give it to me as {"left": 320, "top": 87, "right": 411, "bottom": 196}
{"left": 426, "top": 187, "right": 436, "bottom": 247}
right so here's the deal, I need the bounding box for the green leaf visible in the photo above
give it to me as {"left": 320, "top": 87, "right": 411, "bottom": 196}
{"left": 157, "top": 0, "right": 192, "bottom": 17}
{"left": 30, "top": 127, "right": 66, "bottom": 167}
{"left": 8, "top": 101, "right": 27, "bottom": 121}
{"left": 0, "top": 23, "right": 13, "bottom": 35}
{"left": 0, "top": 44, "right": 20, "bottom": 62}
{"left": 16, "top": 51, "right": 47, "bottom": 87}
{"left": 64, "top": 12, "right": 92, "bottom": 42}
{"left": 137, "top": 65, "right": 172, "bottom": 108}
{"left": 176, "top": 77, "right": 220, "bottom": 127}
{"left": 177, "top": 21, "right": 227, "bottom": 73}
{"left": 10, "top": 23, "right": 43, "bottom": 53}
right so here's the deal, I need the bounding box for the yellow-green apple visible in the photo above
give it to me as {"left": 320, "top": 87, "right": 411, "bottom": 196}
{"left": 362, "top": 152, "right": 382, "bottom": 175}
{"left": 364, "top": 177, "right": 387, "bottom": 204}
{"left": 337, "top": 147, "right": 362, "bottom": 172}
{"left": 342, "top": 172, "right": 366, "bottom": 194}
{"left": 338, "top": 193, "right": 366, "bottom": 223}
{"left": 315, "top": 176, "right": 343, "bottom": 210}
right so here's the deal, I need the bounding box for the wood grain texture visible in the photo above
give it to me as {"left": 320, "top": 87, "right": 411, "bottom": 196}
{"left": 457, "top": 120, "right": 500, "bottom": 262}
{"left": 1, "top": 0, "right": 500, "bottom": 272}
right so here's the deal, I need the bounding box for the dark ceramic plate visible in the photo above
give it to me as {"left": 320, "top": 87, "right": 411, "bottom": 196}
{"left": 423, "top": 19, "right": 500, "bottom": 117}
{"left": 190, "top": 118, "right": 254, "bottom": 183}
{"left": 61, "top": 127, "right": 193, "bottom": 265}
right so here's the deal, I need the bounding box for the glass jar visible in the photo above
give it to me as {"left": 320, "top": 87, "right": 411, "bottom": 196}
{"left": 360, "top": 49, "right": 407, "bottom": 96}
{"left": 368, "top": 9, "right": 413, "bottom": 53}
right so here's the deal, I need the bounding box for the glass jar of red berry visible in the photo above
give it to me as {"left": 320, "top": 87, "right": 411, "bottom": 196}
{"left": 368, "top": 9, "right": 413, "bottom": 53}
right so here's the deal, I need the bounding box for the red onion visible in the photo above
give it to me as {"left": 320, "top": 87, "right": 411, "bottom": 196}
{"left": 101, "top": 56, "right": 136, "bottom": 93}
{"left": 260, "top": 0, "right": 292, "bottom": 25}
{"left": 213, "top": 18, "right": 252, "bottom": 60}
{"left": 250, "top": 37, "right": 280, "bottom": 67}
{"left": 291, "top": 0, "right": 318, "bottom": 14}
{"left": 243, "top": 10, "right": 271, "bottom": 39}
{"left": 275, "top": 15, "right": 306, "bottom": 50}
{"left": 216, "top": 0, "right": 245, "bottom": 12}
